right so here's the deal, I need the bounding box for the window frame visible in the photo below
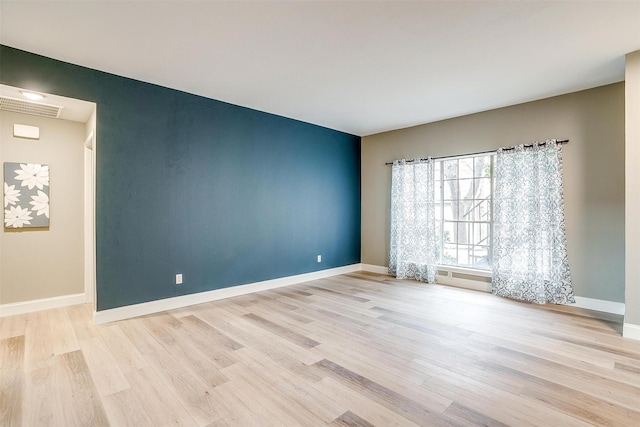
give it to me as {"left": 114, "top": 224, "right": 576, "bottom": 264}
{"left": 434, "top": 153, "right": 495, "bottom": 271}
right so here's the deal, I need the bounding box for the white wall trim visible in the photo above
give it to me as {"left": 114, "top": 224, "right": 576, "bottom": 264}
{"left": 358, "top": 265, "right": 625, "bottom": 316}
{"left": 573, "top": 296, "right": 625, "bottom": 316}
{"left": 0, "top": 293, "right": 86, "bottom": 317}
{"left": 94, "top": 263, "right": 362, "bottom": 324}
{"left": 361, "top": 264, "right": 389, "bottom": 275}
{"left": 83, "top": 128, "right": 96, "bottom": 305}
{"left": 2, "top": 262, "right": 613, "bottom": 325}
{"left": 623, "top": 323, "right": 640, "bottom": 341}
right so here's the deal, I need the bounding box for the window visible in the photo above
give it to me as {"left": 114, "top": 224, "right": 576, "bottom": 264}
{"left": 434, "top": 154, "right": 494, "bottom": 270}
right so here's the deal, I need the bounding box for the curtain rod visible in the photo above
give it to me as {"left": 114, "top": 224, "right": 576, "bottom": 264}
{"left": 384, "top": 139, "right": 569, "bottom": 165}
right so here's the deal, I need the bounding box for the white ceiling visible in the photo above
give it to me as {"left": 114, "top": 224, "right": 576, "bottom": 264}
{"left": 1, "top": 1, "right": 639, "bottom": 136}
{"left": 0, "top": 84, "right": 96, "bottom": 123}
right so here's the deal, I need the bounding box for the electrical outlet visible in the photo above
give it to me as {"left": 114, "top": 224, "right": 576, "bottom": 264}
{"left": 317, "top": 255, "right": 322, "bottom": 263}
{"left": 176, "top": 273, "right": 183, "bottom": 285}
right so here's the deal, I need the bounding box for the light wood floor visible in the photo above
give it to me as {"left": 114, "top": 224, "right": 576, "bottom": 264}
{"left": 2, "top": 272, "right": 640, "bottom": 426}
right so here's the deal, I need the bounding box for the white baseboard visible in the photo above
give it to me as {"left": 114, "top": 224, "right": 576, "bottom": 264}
{"left": 360, "top": 264, "right": 389, "bottom": 275}
{"left": 0, "top": 293, "right": 86, "bottom": 317}
{"left": 7, "top": 262, "right": 620, "bottom": 327}
{"left": 361, "top": 265, "right": 624, "bottom": 316}
{"left": 573, "top": 296, "right": 625, "bottom": 316}
{"left": 623, "top": 323, "right": 640, "bottom": 341}
{"left": 94, "top": 263, "right": 362, "bottom": 324}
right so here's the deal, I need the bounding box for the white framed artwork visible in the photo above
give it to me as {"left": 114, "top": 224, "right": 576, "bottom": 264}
{"left": 4, "top": 162, "right": 50, "bottom": 229}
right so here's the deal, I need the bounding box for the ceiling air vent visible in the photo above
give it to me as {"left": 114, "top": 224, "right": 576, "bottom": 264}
{"left": 0, "top": 96, "right": 63, "bottom": 119}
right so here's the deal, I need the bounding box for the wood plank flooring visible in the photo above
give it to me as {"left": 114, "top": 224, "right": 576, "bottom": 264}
{"left": 1, "top": 272, "right": 640, "bottom": 426}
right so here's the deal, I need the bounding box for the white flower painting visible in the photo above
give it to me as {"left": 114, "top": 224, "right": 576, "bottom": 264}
{"left": 4, "top": 162, "right": 50, "bottom": 229}
{"left": 4, "top": 206, "right": 33, "bottom": 228}
{"left": 15, "top": 163, "right": 49, "bottom": 190}
{"left": 30, "top": 190, "right": 50, "bottom": 218}
{"left": 4, "top": 182, "right": 20, "bottom": 208}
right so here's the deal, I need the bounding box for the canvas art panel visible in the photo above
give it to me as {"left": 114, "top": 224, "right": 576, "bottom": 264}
{"left": 4, "top": 162, "right": 50, "bottom": 229}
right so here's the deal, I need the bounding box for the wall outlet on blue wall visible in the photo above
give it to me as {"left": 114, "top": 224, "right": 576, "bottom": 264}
{"left": 176, "top": 274, "right": 183, "bottom": 285}
{"left": 317, "top": 255, "right": 322, "bottom": 263}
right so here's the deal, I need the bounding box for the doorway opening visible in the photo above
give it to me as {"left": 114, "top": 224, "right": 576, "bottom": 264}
{"left": 0, "top": 84, "right": 97, "bottom": 314}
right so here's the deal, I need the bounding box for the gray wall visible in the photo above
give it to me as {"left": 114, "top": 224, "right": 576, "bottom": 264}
{"left": 1, "top": 110, "right": 85, "bottom": 304}
{"left": 362, "top": 83, "right": 625, "bottom": 303}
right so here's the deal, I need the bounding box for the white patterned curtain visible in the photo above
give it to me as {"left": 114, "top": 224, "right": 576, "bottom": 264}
{"left": 492, "top": 140, "right": 575, "bottom": 304}
{"left": 389, "top": 159, "right": 438, "bottom": 283}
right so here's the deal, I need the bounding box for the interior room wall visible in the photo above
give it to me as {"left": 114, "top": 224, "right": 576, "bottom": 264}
{"left": 362, "top": 83, "right": 625, "bottom": 303}
{"left": 0, "top": 45, "right": 361, "bottom": 312}
{"left": 625, "top": 51, "right": 640, "bottom": 334}
{"left": 0, "top": 110, "right": 85, "bottom": 303}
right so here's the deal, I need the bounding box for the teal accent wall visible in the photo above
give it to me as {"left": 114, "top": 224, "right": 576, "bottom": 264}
{"left": 0, "top": 45, "right": 361, "bottom": 311}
